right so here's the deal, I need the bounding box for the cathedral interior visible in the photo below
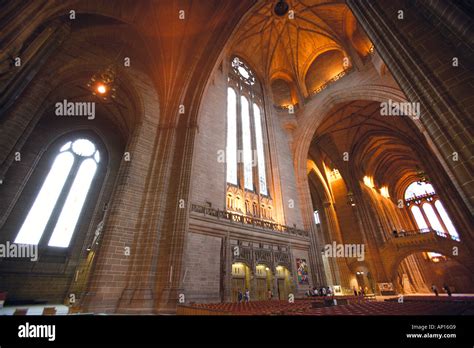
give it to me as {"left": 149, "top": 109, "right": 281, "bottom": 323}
{"left": 0, "top": 0, "right": 473, "bottom": 317}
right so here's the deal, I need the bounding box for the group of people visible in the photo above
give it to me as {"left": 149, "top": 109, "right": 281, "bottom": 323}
{"left": 353, "top": 286, "right": 369, "bottom": 297}
{"left": 237, "top": 289, "right": 251, "bottom": 303}
{"left": 305, "top": 286, "right": 333, "bottom": 297}
{"left": 431, "top": 284, "right": 452, "bottom": 296}
{"left": 237, "top": 288, "right": 276, "bottom": 302}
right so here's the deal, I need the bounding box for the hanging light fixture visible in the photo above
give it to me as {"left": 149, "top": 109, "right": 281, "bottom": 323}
{"left": 87, "top": 65, "right": 117, "bottom": 101}
{"left": 415, "top": 166, "right": 429, "bottom": 184}
{"left": 347, "top": 191, "right": 356, "bottom": 207}
{"left": 274, "top": 0, "right": 289, "bottom": 17}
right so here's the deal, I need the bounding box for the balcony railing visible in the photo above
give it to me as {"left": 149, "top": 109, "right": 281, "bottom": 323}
{"left": 305, "top": 67, "right": 353, "bottom": 101}
{"left": 191, "top": 204, "right": 309, "bottom": 238}
{"left": 392, "top": 228, "right": 460, "bottom": 241}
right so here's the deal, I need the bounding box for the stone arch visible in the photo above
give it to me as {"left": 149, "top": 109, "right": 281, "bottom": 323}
{"left": 270, "top": 70, "right": 299, "bottom": 106}
{"left": 304, "top": 49, "right": 347, "bottom": 95}
{"left": 382, "top": 240, "right": 472, "bottom": 284}
{"left": 301, "top": 45, "right": 346, "bottom": 93}
{"left": 293, "top": 86, "right": 408, "bottom": 229}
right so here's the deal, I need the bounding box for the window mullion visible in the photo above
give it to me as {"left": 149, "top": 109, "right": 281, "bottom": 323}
{"left": 418, "top": 204, "right": 431, "bottom": 230}
{"left": 38, "top": 155, "right": 81, "bottom": 247}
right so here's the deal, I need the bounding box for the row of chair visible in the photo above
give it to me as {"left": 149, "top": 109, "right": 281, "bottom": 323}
{"left": 186, "top": 297, "right": 474, "bottom": 315}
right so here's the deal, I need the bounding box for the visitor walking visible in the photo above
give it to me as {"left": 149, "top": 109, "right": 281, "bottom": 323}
{"left": 245, "top": 288, "right": 250, "bottom": 302}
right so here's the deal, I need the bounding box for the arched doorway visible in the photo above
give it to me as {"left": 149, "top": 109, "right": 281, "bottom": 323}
{"left": 255, "top": 264, "right": 273, "bottom": 300}
{"left": 275, "top": 265, "right": 292, "bottom": 300}
{"left": 395, "top": 251, "right": 474, "bottom": 295}
{"left": 231, "top": 262, "right": 251, "bottom": 302}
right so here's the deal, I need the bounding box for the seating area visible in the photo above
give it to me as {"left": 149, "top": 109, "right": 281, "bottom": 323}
{"left": 0, "top": 304, "right": 72, "bottom": 316}
{"left": 178, "top": 296, "right": 474, "bottom": 316}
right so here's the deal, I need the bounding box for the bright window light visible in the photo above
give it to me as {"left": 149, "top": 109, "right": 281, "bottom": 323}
{"left": 314, "top": 210, "right": 320, "bottom": 224}
{"left": 411, "top": 206, "right": 428, "bottom": 230}
{"left": 404, "top": 182, "right": 435, "bottom": 199}
{"left": 253, "top": 103, "right": 267, "bottom": 195}
{"left": 434, "top": 200, "right": 459, "bottom": 240}
{"left": 48, "top": 158, "right": 97, "bottom": 247}
{"left": 241, "top": 96, "right": 253, "bottom": 190}
{"left": 422, "top": 203, "right": 445, "bottom": 233}
{"left": 15, "top": 152, "right": 74, "bottom": 245}
{"left": 15, "top": 138, "right": 100, "bottom": 248}
{"left": 226, "top": 88, "right": 238, "bottom": 185}
{"left": 72, "top": 138, "right": 96, "bottom": 157}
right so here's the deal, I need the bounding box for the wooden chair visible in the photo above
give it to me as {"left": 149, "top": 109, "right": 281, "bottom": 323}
{"left": 13, "top": 308, "right": 28, "bottom": 315}
{"left": 42, "top": 307, "right": 57, "bottom": 315}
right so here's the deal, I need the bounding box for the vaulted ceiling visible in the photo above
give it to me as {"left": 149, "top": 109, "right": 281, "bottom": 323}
{"left": 231, "top": 0, "right": 366, "bottom": 93}
{"left": 3, "top": 0, "right": 256, "bottom": 124}
{"left": 308, "top": 101, "right": 429, "bottom": 197}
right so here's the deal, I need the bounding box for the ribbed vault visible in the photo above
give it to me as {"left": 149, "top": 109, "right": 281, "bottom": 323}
{"left": 309, "top": 101, "right": 428, "bottom": 197}
{"left": 230, "top": 0, "right": 371, "bottom": 97}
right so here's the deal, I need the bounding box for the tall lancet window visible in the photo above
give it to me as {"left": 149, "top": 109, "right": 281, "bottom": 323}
{"left": 404, "top": 181, "right": 460, "bottom": 241}
{"left": 15, "top": 138, "right": 101, "bottom": 248}
{"left": 226, "top": 56, "right": 272, "bottom": 219}
{"left": 226, "top": 87, "right": 238, "bottom": 185}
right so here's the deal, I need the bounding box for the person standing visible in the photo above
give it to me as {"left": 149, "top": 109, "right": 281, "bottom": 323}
{"left": 431, "top": 284, "right": 439, "bottom": 296}
{"left": 443, "top": 284, "right": 452, "bottom": 296}
{"left": 267, "top": 289, "right": 273, "bottom": 300}
{"left": 245, "top": 288, "right": 250, "bottom": 302}
{"left": 237, "top": 289, "right": 243, "bottom": 303}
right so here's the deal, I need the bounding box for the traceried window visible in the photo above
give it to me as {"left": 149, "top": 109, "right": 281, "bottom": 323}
{"left": 226, "top": 57, "right": 272, "bottom": 219}
{"left": 15, "top": 138, "right": 101, "bottom": 248}
{"left": 404, "top": 181, "right": 459, "bottom": 240}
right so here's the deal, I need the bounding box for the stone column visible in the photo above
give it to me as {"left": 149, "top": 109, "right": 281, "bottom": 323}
{"left": 321, "top": 201, "right": 353, "bottom": 292}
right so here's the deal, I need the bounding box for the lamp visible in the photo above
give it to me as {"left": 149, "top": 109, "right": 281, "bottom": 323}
{"left": 274, "top": 0, "right": 289, "bottom": 16}
{"left": 347, "top": 191, "right": 356, "bottom": 206}
{"left": 87, "top": 65, "right": 117, "bottom": 101}
{"left": 415, "top": 166, "right": 429, "bottom": 184}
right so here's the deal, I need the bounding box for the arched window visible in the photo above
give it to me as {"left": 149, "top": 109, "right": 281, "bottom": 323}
{"left": 15, "top": 138, "right": 101, "bottom": 248}
{"left": 226, "top": 56, "right": 272, "bottom": 219}
{"left": 404, "top": 182, "right": 435, "bottom": 199}
{"left": 404, "top": 181, "right": 459, "bottom": 240}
